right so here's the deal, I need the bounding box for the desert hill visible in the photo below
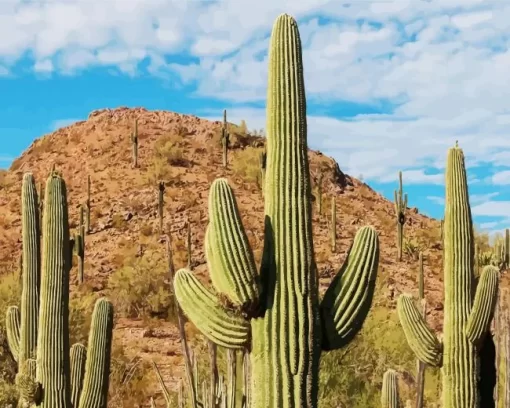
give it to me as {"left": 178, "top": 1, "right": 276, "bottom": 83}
{"left": 0, "top": 106, "right": 447, "bottom": 406}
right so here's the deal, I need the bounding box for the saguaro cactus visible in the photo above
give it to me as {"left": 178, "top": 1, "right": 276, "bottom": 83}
{"left": 221, "top": 110, "right": 230, "bottom": 169}
{"left": 259, "top": 148, "right": 267, "bottom": 196}
{"left": 158, "top": 181, "right": 165, "bottom": 234}
{"left": 381, "top": 369, "right": 400, "bottom": 408}
{"left": 317, "top": 171, "right": 324, "bottom": 215}
{"left": 85, "top": 175, "right": 91, "bottom": 233}
{"left": 397, "top": 144, "right": 499, "bottom": 408}
{"left": 331, "top": 196, "right": 336, "bottom": 252}
{"left": 131, "top": 118, "right": 139, "bottom": 168}
{"left": 75, "top": 205, "right": 86, "bottom": 283}
{"left": 415, "top": 252, "right": 425, "bottom": 408}
{"left": 6, "top": 172, "right": 114, "bottom": 408}
{"left": 394, "top": 171, "right": 407, "bottom": 261}
{"left": 173, "top": 14, "right": 379, "bottom": 408}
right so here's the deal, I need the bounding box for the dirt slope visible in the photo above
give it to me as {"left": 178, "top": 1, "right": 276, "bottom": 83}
{"left": 0, "top": 107, "right": 445, "bottom": 400}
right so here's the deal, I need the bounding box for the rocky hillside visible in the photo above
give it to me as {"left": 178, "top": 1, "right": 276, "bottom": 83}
{"left": 0, "top": 106, "right": 447, "bottom": 406}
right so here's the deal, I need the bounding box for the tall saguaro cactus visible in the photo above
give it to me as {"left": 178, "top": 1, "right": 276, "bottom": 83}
{"left": 394, "top": 171, "right": 407, "bottom": 261}
{"left": 397, "top": 144, "right": 499, "bottom": 408}
{"left": 6, "top": 172, "right": 114, "bottom": 408}
{"left": 415, "top": 252, "right": 425, "bottom": 408}
{"left": 173, "top": 14, "right": 380, "bottom": 408}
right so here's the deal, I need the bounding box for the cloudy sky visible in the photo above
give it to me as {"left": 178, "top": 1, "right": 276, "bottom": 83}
{"left": 1, "top": 0, "right": 509, "bottom": 234}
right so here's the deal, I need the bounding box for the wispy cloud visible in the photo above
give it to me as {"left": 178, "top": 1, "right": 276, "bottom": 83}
{"left": 427, "top": 196, "right": 445, "bottom": 206}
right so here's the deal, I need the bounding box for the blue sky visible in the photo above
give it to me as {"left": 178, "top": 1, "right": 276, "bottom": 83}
{"left": 1, "top": 0, "right": 510, "bottom": 236}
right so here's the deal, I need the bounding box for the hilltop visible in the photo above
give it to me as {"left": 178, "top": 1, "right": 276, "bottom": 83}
{"left": 0, "top": 107, "right": 446, "bottom": 406}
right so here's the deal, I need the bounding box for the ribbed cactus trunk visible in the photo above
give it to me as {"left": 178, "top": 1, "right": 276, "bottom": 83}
{"left": 442, "top": 147, "right": 477, "bottom": 408}
{"left": 174, "top": 13, "right": 379, "bottom": 408}
{"left": 36, "top": 173, "right": 72, "bottom": 407}
{"left": 249, "top": 14, "right": 320, "bottom": 408}
{"left": 381, "top": 369, "right": 400, "bottom": 408}
{"left": 398, "top": 144, "right": 499, "bottom": 408}
{"left": 20, "top": 173, "right": 41, "bottom": 366}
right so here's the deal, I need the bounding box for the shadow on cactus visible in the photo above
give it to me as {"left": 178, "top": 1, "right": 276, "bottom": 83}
{"left": 397, "top": 144, "right": 499, "bottom": 408}
{"left": 172, "top": 13, "right": 380, "bottom": 408}
{"left": 5, "top": 172, "right": 115, "bottom": 407}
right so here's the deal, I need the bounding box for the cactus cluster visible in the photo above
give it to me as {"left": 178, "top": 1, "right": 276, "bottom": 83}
{"left": 6, "top": 172, "right": 114, "bottom": 407}
{"left": 397, "top": 144, "right": 499, "bottom": 408}
{"left": 172, "top": 14, "right": 380, "bottom": 408}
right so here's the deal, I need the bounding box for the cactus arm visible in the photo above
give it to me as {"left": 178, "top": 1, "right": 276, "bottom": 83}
{"left": 465, "top": 265, "right": 499, "bottom": 345}
{"left": 397, "top": 295, "right": 442, "bottom": 367}
{"left": 381, "top": 369, "right": 399, "bottom": 408}
{"left": 16, "top": 358, "right": 41, "bottom": 405}
{"left": 206, "top": 179, "right": 260, "bottom": 310}
{"left": 70, "top": 343, "right": 87, "bottom": 407}
{"left": 6, "top": 306, "right": 20, "bottom": 363}
{"left": 78, "top": 298, "right": 114, "bottom": 408}
{"left": 320, "top": 226, "right": 379, "bottom": 350}
{"left": 174, "top": 269, "right": 250, "bottom": 349}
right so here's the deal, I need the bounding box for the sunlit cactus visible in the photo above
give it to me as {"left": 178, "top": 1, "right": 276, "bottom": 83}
{"left": 381, "top": 369, "right": 400, "bottom": 408}
{"left": 173, "top": 13, "right": 380, "bottom": 408}
{"left": 397, "top": 144, "right": 499, "bottom": 408}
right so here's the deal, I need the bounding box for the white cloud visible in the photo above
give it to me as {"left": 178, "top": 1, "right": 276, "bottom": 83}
{"left": 479, "top": 221, "right": 498, "bottom": 230}
{"left": 491, "top": 171, "right": 510, "bottom": 185}
{"left": 470, "top": 192, "right": 500, "bottom": 204}
{"left": 34, "top": 59, "right": 53, "bottom": 73}
{"left": 2, "top": 0, "right": 510, "bottom": 189}
{"left": 427, "top": 196, "right": 445, "bottom": 205}
{"left": 472, "top": 201, "right": 510, "bottom": 217}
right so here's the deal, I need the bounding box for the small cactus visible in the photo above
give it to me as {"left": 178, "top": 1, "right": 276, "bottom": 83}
{"left": 131, "top": 118, "right": 139, "bottom": 168}
{"left": 394, "top": 171, "right": 407, "bottom": 261}
{"left": 221, "top": 110, "right": 229, "bottom": 169}
{"left": 158, "top": 181, "right": 165, "bottom": 234}
{"left": 381, "top": 369, "right": 400, "bottom": 408}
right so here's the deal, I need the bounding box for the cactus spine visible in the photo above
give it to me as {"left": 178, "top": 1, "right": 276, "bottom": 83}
{"left": 158, "top": 181, "right": 165, "bottom": 234}
{"left": 394, "top": 171, "right": 407, "bottom": 261}
{"left": 397, "top": 143, "right": 499, "bottom": 408}
{"left": 381, "top": 369, "right": 400, "bottom": 408}
{"left": 173, "top": 14, "right": 379, "bottom": 408}
{"left": 221, "top": 110, "right": 229, "bottom": 169}
{"left": 131, "top": 118, "right": 139, "bottom": 168}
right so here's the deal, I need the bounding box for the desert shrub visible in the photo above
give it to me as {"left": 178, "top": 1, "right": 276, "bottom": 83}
{"left": 107, "top": 248, "right": 174, "bottom": 319}
{"left": 231, "top": 148, "right": 261, "bottom": 185}
{"left": 69, "top": 286, "right": 100, "bottom": 345}
{"left": 108, "top": 344, "right": 154, "bottom": 407}
{"left": 318, "top": 306, "right": 441, "bottom": 407}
